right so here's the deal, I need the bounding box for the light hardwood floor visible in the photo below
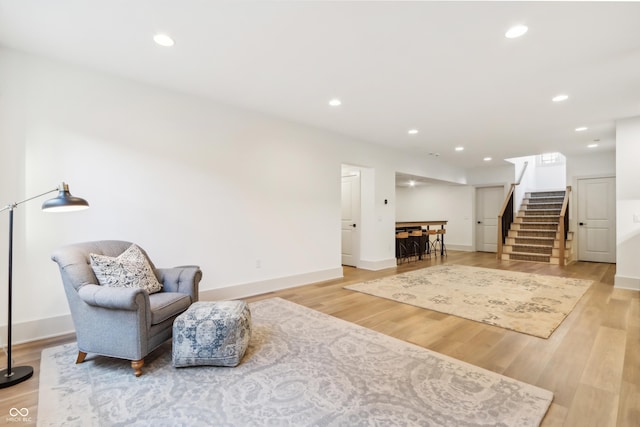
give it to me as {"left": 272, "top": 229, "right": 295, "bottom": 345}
{"left": 1, "top": 251, "right": 638, "bottom": 426}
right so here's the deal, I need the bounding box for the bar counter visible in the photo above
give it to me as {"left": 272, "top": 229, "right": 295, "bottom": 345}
{"left": 395, "top": 220, "right": 447, "bottom": 228}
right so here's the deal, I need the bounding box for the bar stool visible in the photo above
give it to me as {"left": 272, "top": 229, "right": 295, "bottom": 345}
{"left": 408, "top": 230, "right": 423, "bottom": 261}
{"left": 433, "top": 229, "right": 447, "bottom": 257}
{"left": 395, "top": 231, "right": 409, "bottom": 264}
{"left": 420, "top": 228, "right": 429, "bottom": 258}
{"left": 426, "top": 229, "right": 438, "bottom": 258}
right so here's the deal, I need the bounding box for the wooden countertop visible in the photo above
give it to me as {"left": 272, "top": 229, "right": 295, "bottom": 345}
{"left": 396, "top": 220, "right": 447, "bottom": 228}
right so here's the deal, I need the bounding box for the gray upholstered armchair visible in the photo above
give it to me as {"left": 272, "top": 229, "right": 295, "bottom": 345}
{"left": 51, "top": 240, "right": 202, "bottom": 376}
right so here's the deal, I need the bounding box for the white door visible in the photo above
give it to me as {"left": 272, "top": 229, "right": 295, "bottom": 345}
{"left": 476, "top": 186, "right": 504, "bottom": 252}
{"left": 341, "top": 173, "right": 361, "bottom": 266}
{"left": 578, "top": 177, "right": 616, "bottom": 263}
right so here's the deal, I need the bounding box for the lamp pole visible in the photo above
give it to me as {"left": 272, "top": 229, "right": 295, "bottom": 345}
{"left": 0, "top": 204, "right": 34, "bottom": 387}
{"left": 0, "top": 182, "right": 88, "bottom": 388}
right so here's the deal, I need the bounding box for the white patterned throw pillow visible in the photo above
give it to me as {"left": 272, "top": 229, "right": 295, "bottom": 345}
{"left": 90, "top": 244, "right": 163, "bottom": 294}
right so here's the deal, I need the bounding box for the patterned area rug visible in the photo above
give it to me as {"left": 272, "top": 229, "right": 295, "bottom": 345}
{"left": 345, "top": 264, "right": 593, "bottom": 338}
{"left": 38, "top": 298, "right": 553, "bottom": 426}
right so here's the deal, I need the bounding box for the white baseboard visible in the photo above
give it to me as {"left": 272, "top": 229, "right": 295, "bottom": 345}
{"left": 446, "top": 244, "right": 473, "bottom": 252}
{"left": 0, "top": 314, "right": 75, "bottom": 347}
{"left": 614, "top": 274, "right": 640, "bottom": 291}
{"left": 2, "top": 268, "right": 344, "bottom": 345}
{"left": 200, "top": 267, "right": 344, "bottom": 301}
{"left": 357, "top": 258, "right": 397, "bottom": 271}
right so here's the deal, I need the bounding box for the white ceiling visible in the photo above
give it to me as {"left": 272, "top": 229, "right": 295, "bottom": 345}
{"left": 1, "top": 1, "right": 639, "bottom": 169}
{"left": 396, "top": 172, "right": 463, "bottom": 188}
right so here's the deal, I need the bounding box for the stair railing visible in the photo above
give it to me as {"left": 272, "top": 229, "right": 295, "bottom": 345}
{"left": 557, "top": 186, "right": 571, "bottom": 266}
{"left": 497, "top": 185, "right": 515, "bottom": 259}
{"left": 497, "top": 161, "right": 528, "bottom": 259}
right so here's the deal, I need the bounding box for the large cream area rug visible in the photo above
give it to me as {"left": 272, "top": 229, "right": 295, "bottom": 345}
{"left": 38, "top": 298, "right": 552, "bottom": 426}
{"left": 345, "top": 264, "right": 593, "bottom": 338}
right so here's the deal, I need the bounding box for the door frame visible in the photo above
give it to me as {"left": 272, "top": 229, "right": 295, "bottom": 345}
{"left": 475, "top": 185, "right": 506, "bottom": 253}
{"left": 575, "top": 175, "right": 616, "bottom": 263}
{"left": 341, "top": 164, "right": 363, "bottom": 267}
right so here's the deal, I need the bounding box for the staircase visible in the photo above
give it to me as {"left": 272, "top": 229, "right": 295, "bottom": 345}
{"left": 501, "top": 191, "right": 573, "bottom": 265}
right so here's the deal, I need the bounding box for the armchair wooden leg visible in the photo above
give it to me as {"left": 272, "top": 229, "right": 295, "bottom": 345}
{"left": 131, "top": 359, "right": 144, "bottom": 377}
{"left": 76, "top": 351, "right": 87, "bottom": 364}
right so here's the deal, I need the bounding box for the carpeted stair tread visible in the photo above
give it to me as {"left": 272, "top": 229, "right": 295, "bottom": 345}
{"left": 529, "top": 193, "right": 565, "bottom": 200}
{"left": 516, "top": 223, "right": 559, "bottom": 231}
{"left": 528, "top": 196, "right": 564, "bottom": 200}
{"left": 529, "top": 191, "right": 565, "bottom": 196}
{"left": 518, "top": 216, "right": 560, "bottom": 222}
{"left": 510, "top": 245, "right": 553, "bottom": 255}
{"left": 525, "top": 207, "right": 563, "bottom": 211}
{"left": 509, "top": 230, "right": 557, "bottom": 238}
{"left": 508, "top": 252, "right": 551, "bottom": 262}
{"left": 523, "top": 210, "right": 561, "bottom": 216}
{"left": 526, "top": 202, "right": 562, "bottom": 210}
{"left": 512, "top": 237, "right": 555, "bottom": 245}
{"left": 519, "top": 222, "right": 559, "bottom": 226}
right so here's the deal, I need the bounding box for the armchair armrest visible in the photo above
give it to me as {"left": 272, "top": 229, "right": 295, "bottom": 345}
{"left": 156, "top": 266, "right": 202, "bottom": 302}
{"left": 78, "top": 284, "right": 149, "bottom": 310}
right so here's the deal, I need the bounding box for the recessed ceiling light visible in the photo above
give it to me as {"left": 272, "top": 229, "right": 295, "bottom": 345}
{"left": 408, "top": 129, "right": 419, "bottom": 135}
{"left": 484, "top": 157, "right": 492, "bottom": 161}
{"left": 153, "top": 33, "right": 175, "bottom": 47}
{"left": 575, "top": 127, "right": 588, "bottom": 132}
{"left": 328, "top": 99, "right": 342, "bottom": 107}
{"left": 552, "top": 94, "right": 569, "bottom": 102}
{"left": 409, "top": 180, "right": 416, "bottom": 187}
{"left": 505, "top": 25, "right": 528, "bottom": 39}
{"left": 455, "top": 146, "right": 464, "bottom": 151}
{"left": 587, "top": 143, "right": 598, "bottom": 148}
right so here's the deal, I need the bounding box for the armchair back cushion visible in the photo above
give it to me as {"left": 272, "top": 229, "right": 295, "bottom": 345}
{"left": 54, "top": 241, "right": 144, "bottom": 292}
{"left": 89, "top": 243, "right": 163, "bottom": 294}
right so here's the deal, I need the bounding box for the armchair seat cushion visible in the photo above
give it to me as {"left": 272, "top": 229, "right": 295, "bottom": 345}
{"left": 149, "top": 292, "right": 192, "bottom": 325}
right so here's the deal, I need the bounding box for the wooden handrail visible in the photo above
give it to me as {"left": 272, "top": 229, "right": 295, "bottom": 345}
{"left": 557, "top": 186, "right": 571, "bottom": 266}
{"left": 515, "top": 161, "right": 528, "bottom": 185}
{"left": 496, "top": 161, "right": 529, "bottom": 259}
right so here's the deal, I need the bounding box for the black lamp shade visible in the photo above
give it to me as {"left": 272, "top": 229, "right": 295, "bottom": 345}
{"left": 41, "top": 184, "right": 89, "bottom": 212}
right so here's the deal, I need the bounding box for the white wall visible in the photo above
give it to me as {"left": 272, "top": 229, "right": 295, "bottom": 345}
{"left": 0, "top": 48, "right": 470, "bottom": 342}
{"left": 465, "top": 163, "right": 514, "bottom": 187}
{"left": 396, "top": 185, "right": 474, "bottom": 251}
{"left": 0, "top": 51, "right": 28, "bottom": 331}
{"left": 566, "top": 150, "right": 615, "bottom": 179}
{"left": 506, "top": 156, "right": 536, "bottom": 212}
{"left": 614, "top": 116, "right": 640, "bottom": 290}
{"left": 566, "top": 150, "right": 616, "bottom": 222}
{"left": 535, "top": 161, "right": 566, "bottom": 191}
{"left": 564, "top": 150, "right": 616, "bottom": 263}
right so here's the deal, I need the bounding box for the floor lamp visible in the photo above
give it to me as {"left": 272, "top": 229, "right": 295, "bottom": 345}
{"left": 0, "top": 182, "right": 89, "bottom": 388}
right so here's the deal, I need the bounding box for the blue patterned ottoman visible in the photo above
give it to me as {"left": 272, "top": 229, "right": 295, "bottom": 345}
{"left": 172, "top": 301, "right": 252, "bottom": 367}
